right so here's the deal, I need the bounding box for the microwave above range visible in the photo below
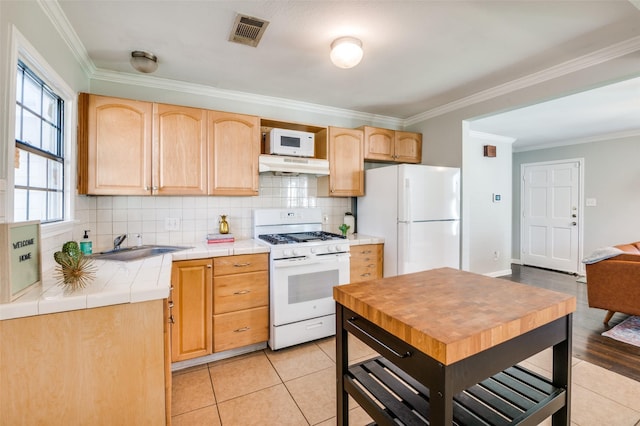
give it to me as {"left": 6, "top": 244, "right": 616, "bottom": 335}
{"left": 265, "top": 128, "right": 315, "bottom": 158}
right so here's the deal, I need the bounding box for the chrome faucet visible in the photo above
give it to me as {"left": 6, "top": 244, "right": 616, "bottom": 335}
{"left": 113, "top": 234, "right": 127, "bottom": 250}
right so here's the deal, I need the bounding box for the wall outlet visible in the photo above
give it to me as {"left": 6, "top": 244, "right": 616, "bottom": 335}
{"left": 165, "top": 217, "right": 180, "bottom": 231}
{"left": 322, "top": 215, "right": 329, "bottom": 224}
{"left": 493, "top": 250, "right": 500, "bottom": 260}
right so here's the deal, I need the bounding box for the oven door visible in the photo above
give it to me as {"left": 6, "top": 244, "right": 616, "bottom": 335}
{"left": 271, "top": 252, "right": 350, "bottom": 326}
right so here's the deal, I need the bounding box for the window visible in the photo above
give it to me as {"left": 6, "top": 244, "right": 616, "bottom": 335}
{"left": 14, "top": 60, "right": 65, "bottom": 223}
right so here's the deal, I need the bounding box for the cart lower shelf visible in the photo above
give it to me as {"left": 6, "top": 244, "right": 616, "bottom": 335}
{"left": 345, "top": 356, "right": 567, "bottom": 426}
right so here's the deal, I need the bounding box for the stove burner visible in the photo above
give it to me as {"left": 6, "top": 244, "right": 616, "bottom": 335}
{"left": 259, "top": 231, "right": 346, "bottom": 245}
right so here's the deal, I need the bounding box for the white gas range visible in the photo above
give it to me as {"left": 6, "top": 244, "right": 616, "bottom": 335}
{"left": 254, "top": 208, "right": 351, "bottom": 350}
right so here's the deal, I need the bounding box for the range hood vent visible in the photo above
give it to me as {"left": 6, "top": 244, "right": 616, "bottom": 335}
{"left": 229, "top": 14, "right": 269, "bottom": 47}
{"left": 259, "top": 155, "right": 329, "bottom": 176}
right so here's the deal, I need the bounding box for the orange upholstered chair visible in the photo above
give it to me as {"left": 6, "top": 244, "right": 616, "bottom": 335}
{"left": 585, "top": 242, "right": 640, "bottom": 324}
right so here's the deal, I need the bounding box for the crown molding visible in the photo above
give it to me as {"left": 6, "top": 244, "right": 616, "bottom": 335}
{"left": 90, "top": 69, "right": 403, "bottom": 127}
{"left": 513, "top": 129, "right": 640, "bottom": 153}
{"left": 405, "top": 35, "right": 640, "bottom": 126}
{"left": 37, "top": 0, "right": 95, "bottom": 76}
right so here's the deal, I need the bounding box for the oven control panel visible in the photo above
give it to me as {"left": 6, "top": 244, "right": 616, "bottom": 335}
{"left": 270, "top": 243, "right": 350, "bottom": 260}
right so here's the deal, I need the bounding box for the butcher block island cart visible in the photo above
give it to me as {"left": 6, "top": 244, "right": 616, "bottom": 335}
{"left": 334, "top": 268, "right": 576, "bottom": 426}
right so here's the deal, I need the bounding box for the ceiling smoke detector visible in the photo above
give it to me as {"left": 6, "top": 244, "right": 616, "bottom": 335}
{"left": 229, "top": 14, "right": 269, "bottom": 47}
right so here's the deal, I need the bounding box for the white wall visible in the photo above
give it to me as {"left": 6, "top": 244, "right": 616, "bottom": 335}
{"left": 461, "top": 128, "right": 513, "bottom": 276}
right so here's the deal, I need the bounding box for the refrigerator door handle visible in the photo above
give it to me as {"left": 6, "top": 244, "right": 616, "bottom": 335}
{"left": 404, "top": 177, "right": 411, "bottom": 222}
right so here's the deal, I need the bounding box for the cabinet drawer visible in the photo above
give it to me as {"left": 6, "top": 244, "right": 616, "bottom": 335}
{"left": 213, "top": 271, "right": 268, "bottom": 314}
{"left": 213, "top": 253, "right": 267, "bottom": 276}
{"left": 350, "top": 244, "right": 383, "bottom": 283}
{"left": 213, "top": 306, "right": 269, "bottom": 352}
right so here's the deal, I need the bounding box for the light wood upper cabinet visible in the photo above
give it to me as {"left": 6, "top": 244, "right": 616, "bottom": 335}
{"left": 394, "top": 131, "right": 422, "bottom": 164}
{"left": 317, "top": 126, "right": 364, "bottom": 197}
{"left": 208, "top": 111, "right": 260, "bottom": 196}
{"left": 361, "top": 125, "right": 422, "bottom": 164}
{"left": 79, "top": 93, "right": 152, "bottom": 195}
{"left": 170, "top": 259, "right": 213, "bottom": 362}
{"left": 80, "top": 95, "right": 261, "bottom": 196}
{"left": 153, "top": 103, "right": 208, "bottom": 195}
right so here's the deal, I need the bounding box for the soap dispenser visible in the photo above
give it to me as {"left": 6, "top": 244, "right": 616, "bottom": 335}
{"left": 80, "top": 230, "right": 93, "bottom": 255}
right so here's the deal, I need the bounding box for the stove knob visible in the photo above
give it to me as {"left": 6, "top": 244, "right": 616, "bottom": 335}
{"left": 310, "top": 247, "right": 317, "bottom": 254}
{"left": 336, "top": 244, "right": 347, "bottom": 252}
{"left": 293, "top": 249, "right": 302, "bottom": 256}
{"left": 283, "top": 249, "right": 293, "bottom": 257}
{"left": 327, "top": 245, "right": 336, "bottom": 252}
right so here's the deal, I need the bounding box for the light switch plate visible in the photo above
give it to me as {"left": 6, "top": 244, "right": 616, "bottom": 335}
{"left": 586, "top": 198, "right": 597, "bottom": 207}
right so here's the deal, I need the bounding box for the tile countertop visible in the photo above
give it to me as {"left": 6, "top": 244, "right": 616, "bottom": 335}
{"left": 0, "top": 235, "right": 383, "bottom": 321}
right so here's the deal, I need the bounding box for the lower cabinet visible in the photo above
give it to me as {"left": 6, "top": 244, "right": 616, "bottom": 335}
{"left": 213, "top": 254, "right": 269, "bottom": 352}
{"left": 350, "top": 244, "right": 384, "bottom": 283}
{"left": 170, "top": 253, "right": 268, "bottom": 362}
{"left": 170, "top": 258, "right": 213, "bottom": 362}
{"left": 0, "top": 301, "right": 168, "bottom": 423}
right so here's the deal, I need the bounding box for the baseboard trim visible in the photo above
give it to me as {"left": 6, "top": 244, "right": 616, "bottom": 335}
{"left": 484, "top": 269, "right": 513, "bottom": 277}
{"left": 171, "top": 342, "right": 267, "bottom": 372}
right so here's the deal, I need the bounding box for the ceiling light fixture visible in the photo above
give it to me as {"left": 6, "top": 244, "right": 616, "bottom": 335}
{"left": 330, "top": 37, "right": 363, "bottom": 69}
{"left": 130, "top": 50, "right": 158, "bottom": 73}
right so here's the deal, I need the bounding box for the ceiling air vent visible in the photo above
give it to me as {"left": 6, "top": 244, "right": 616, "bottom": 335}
{"left": 229, "top": 14, "right": 269, "bottom": 47}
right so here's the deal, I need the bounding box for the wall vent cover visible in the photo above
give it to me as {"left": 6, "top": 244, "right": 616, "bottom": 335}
{"left": 229, "top": 14, "right": 269, "bottom": 47}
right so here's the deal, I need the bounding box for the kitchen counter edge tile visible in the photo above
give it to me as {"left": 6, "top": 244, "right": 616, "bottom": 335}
{"left": 0, "top": 239, "right": 270, "bottom": 321}
{"left": 346, "top": 233, "right": 384, "bottom": 245}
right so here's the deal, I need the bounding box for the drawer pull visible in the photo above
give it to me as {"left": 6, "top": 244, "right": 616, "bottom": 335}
{"left": 361, "top": 250, "right": 372, "bottom": 254}
{"left": 360, "top": 273, "right": 371, "bottom": 277}
{"left": 305, "top": 321, "right": 324, "bottom": 330}
{"left": 348, "top": 317, "right": 411, "bottom": 359}
{"left": 233, "top": 262, "right": 251, "bottom": 268}
{"left": 367, "top": 264, "right": 375, "bottom": 268}
{"left": 234, "top": 326, "right": 251, "bottom": 333}
{"left": 233, "top": 290, "right": 251, "bottom": 295}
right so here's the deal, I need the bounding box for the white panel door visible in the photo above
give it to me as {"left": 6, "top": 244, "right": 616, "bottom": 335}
{"left": 521, "top": 161, "right": 581, "bottom": 273}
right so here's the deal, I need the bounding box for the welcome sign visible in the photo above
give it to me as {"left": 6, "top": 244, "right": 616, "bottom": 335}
{"left": 0, "top": 221, "right": 42, "bottom": 303}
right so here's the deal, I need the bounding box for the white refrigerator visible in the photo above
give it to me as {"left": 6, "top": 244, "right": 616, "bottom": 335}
{"left": 357, "top": 164, "right": 460, "bottom": 277}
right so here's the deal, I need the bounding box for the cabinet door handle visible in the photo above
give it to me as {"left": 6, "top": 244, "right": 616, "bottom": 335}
{"left": 168, "top": 315, "right": 175, "bottom": 324}
{"left": 233, "top": 290, "right": 251, "bottom": 295}
{"left": 168, "top": 301, "right": 174, "bottom": 308}
{"left": 207, "top": 265, "right": 212, "bottom": 269}
{"left": 234, "top": 326, "right": 250, "bottom": 333}
{"left": 233, "top": 262, "right": 251, "bottom": 268}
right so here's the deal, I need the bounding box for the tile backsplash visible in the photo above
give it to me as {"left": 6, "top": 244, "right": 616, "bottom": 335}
{"left": 73, "top": 174, "right": 351, "bottom": 253}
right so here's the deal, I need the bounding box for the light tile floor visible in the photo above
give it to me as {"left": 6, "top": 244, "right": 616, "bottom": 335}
{"left": 172, "top": 335, "right": 640, "bottom": 425}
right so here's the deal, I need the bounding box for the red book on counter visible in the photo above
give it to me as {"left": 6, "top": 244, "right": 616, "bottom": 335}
{"left": 207, "top": 233, "right": 235, "bottom": 244}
